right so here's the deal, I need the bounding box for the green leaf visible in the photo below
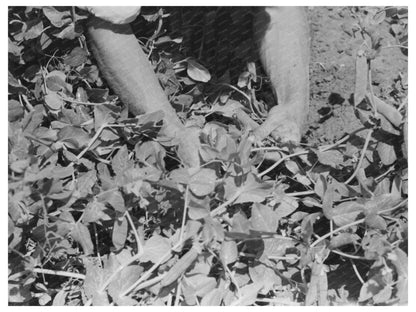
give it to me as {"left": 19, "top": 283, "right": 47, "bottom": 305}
{"left": 8, "top": 283, "right": 32, "bottom": 303}
{"left": 71, "top": 222, "right": 94, "bottom": 255}
{"left": 274, "top": 194, "right": 299, "bottom": 219}
{"left": 24, "top": 19, "right": 43, "bottom": 40}
{"left": 141, "top": 234, "right": 171, "bottom": 263}
{"left": 365, "top": 214, "right": 387, "bottom": 230}
{"left": 377, "top": 142, "right": 397, "bottom": 166}
{"left": 54, "top": 22, "right": 83, "bottom": 40}
{"left": 305, "top": 262, "right": 328, "bottom": 305}
{"left": 189, "top": 168, "right": 216, "bottom": 196}
{"left": 187, "top": 59, "right": 211, "bottom": 82}
{"left": 232, "top": 282, "right": 262, "bottom": 305}
{"left": 188, "top": 194, "right": 210, "bottom": 220}
{"left": 135, "top": 141, "right": 166, "bottom": 169}
{"left": 231, "top": 211, "right": 250, "bottom": 234}
{"left": 248, "top": 263, "right": 281, "bottom": 294}
{"left": 359, "top": 275, "right": 384, "bottom": 303}
{"left": 261, "top": 237, "right": 296, "bottom": 260}
{"left": 10, "top": 159, "right": 30, "bottom": 173}
{"left": 301, "top": 212, "right": 322, "bottom": 242}
{"left": 112, "top": 145, "right": 130, "bottom": 178}
{"left": 331, "top": 201, "right": 364, "bottom": 227}
{"left": 8, "top": 99, "right": 24, "bottom": 122}
{"left": 64, "top": 47, "right": 88, "bottom": 67}
{"left": 364, "top": 194, "right": 402, "bottom": 215}
{"left": 42, "top": 7, "right": 72, "bottom": 28}
{"left": 370, "top": 94, "right": 403, "bottom": 127}
{"left": 84, "top": 262, "right": 109, "bottom": 305}
{"left": 233, "top": 174, "right": 272, "bottom": 204}
{"left": 329, "top": 233, "right": 360, "bottom": 249}
{"left": 45, "top": 71, "right": 68, "bottom": 92}
{"left": 44, "top": 92, "right": 64, "bottom": 111}
{"left": 58, "top": 126, "right": 90, "bottom": 150}
{"left": 112, "top": 216, "right": 128, "bottom": 251}
{"left": 388, "top": 248, "right": 408, "bottom": 303}
{"left": 184, "top": 274, "right": 216, "bottom": 298}
{"left": 220, "top": 240, "right": 238, "bottom": 265}
{"left": 316, "top": 150, "right": 344, "bottom": 168}
{"left": 354, "top": 49, "right": 368, "bottom": 106}
{"left": 98, "top": 190, "right": 125, "bottom": 213}
{"left": 83, "top": 201, "right": 109, "bottom": 224}
{"left": 250, "top": 203, "right": 278, "bottom": 232}
{"left": 200, "top": 288, "right": 223, "bottom": 306}
{"left": 210, "top": 99, "right": 245, "bottom": 118}
{"left": 173, "top": 94, "right": 193, "bottom": 107}
{"left": 108, "top": 264, "right": 143, "bottom": 300}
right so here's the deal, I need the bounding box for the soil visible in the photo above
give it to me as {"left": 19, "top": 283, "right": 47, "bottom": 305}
{"left": 305, "top": 6, "right": 407, "bottom": 145}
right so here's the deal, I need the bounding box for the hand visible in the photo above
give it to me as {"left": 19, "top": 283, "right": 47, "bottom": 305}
{"left": 252, "top": 104, "right": 303, "bottom": 144}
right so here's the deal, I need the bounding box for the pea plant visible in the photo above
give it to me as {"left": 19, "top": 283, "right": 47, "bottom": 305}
{"left": 8, "top": 6, "right": 407, "bottom": 306}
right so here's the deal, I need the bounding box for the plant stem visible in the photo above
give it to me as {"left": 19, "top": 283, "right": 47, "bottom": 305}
{"left": 126, "top": 210, "right": 143, "bottom": 256}
{"left": 33, "top": 268, "right": 85, "bottom": 280}
{"left": 345, "top": 129, "right": 373, "bottom": 184}
{"left": 310, "top": 199, "right": 407, "bottom": 248}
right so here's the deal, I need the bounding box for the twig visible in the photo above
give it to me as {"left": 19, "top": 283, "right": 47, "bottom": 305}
{"left": 125, "top": 210, "right": 143, "bottom": 256}
{"left": 257, "top": 127, "right": 367, "bottom": 178}
{"left": 207, "top": 249, "right": 241, "bottom": 298}
{"left": 119, "top": 240, "right": 183, "bottom": 297}
{"left": 19, "top": 94, "right": 34, "bottom": 112}
{"left": 75, "top": 123, "right": 107, "bottom": 161}
{"left": 367, "top": 63, "right": 378, "bottom": 116}
{"left": 380, "top": 45, "right": 408, "bottom": 50}
{"left": 285, "top": 190, "right": 316, "bottom": 197}
{"left": 98, "top": 252, "right": 142, "bottom": 293}
{"left": 174, "top": 282, "right": 182, "bottom": 306}
{"left": 310, "top": 219, "right": 364, "bottom": 248}
{"left": 61, "top": 96, "right": 110, "bottom": 106}
{"left": 133, "top": 273, "right": 166, "bottom": 292}
{"left": 255, "top": 297, "right": 300, "bottom": 306}
{"left": 258, "top": 150, "right": 307, "bottom": 178}
{"left": 350, "top": 259, "right": 365, "bottom": 284}
{"left": 210, "top": 189, "right": 243, "bottom": 217}
{"left": 345, "top": 129, "right": 373, "bottom": 184}
{"left": 179, "top": 186, "right": 189, "bottom": 243}
{"left": 33, "top": 268, "right": 85, "bottom": 280}
{"left": 219, "top": 83, "right": 251, "bottom": 105}
{"left": 331, "top": 249, "right": 369, "bottom": 260}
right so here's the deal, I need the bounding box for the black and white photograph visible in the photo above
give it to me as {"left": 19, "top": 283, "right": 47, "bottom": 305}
{"left": 7, "top": 3, "right": 409, "bottom": 306}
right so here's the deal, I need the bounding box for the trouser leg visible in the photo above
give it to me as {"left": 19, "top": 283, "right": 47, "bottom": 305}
{"left": 254, "top": 7, "right": 310, "bottom": 143}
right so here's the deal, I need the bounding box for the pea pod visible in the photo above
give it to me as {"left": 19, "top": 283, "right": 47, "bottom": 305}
{"left": 160, "top": 245, "right": 201, "bottom": 287}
